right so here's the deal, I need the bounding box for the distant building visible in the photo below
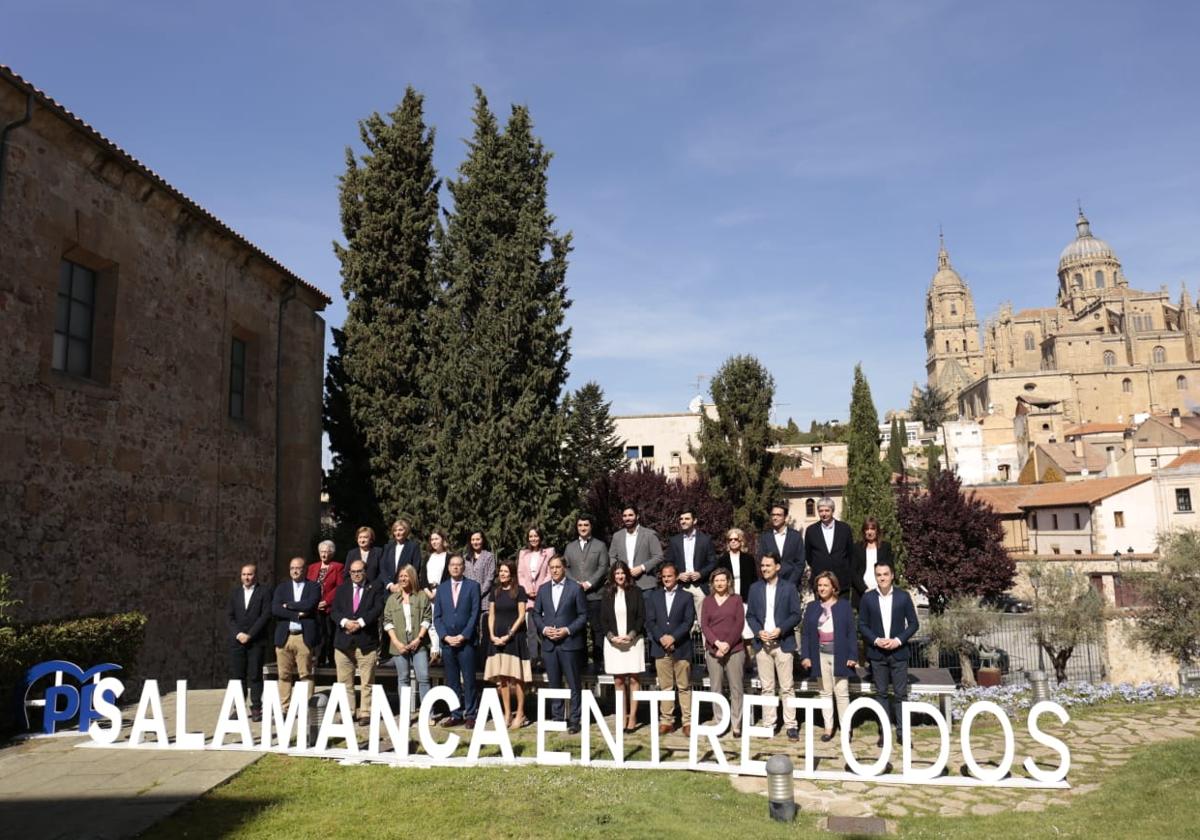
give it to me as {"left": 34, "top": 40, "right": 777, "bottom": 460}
{"left": 779, "top": 447, "right": 847, "bottom": 530}
{"left": 612, "top": 404, "right": 714, "bottom": 480}
{"left": 925, "top": 211, "right": 1200, "bottom": 425}
{"left": 0, "top": 66, "right": 329, "bottom": 685}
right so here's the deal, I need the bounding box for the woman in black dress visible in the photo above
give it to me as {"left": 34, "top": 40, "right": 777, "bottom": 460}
{"left": 484, "top": 560, "right": 532, "bottom": 728}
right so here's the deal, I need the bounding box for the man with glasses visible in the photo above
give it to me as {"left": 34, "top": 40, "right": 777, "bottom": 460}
{"left": 332, "top": 559, "right": 385, "bottom": 725}
{"left": 272, "top": 556, "right": 321, "bottom": 714}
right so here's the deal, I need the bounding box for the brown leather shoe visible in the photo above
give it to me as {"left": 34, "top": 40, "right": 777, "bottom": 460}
{"left": 682, "top": 724, "right": 691, "bottom": 737}
{"left": 659, "top": 723, "right": 673, "bottom": 736}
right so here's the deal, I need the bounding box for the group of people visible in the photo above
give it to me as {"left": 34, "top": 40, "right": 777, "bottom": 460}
{"left": 225, "top": 498, "right": 918, "bottom": 745}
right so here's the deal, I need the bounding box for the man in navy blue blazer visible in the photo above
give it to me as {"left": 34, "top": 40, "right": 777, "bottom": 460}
{"left": 433, "top": 554, "right": 482, "bottom": 726}
{"left": 272, "top": 556, "right": 321, "bottom": 713}
{"left": 227, "top": 563, "right": 271, "bottom": 722}
{"left": 745, "top": 551, "right": 804, "bottom": 740}
{"left": 645, "top": 561, "right": 696, "bottom": 735}
{"left": 666, "top": 508, "right": 717, "bottom": 622}
{"left": 857, "top": 561, "right": 919, "bottom": 746}
{"left": 372, "top": 518, "right": 423, "bottom": 594}
{"left": 757, "top": 503, "right": 806, "bottom": 589}
{"left": 531, "top": 555, "right": 588, "bottom": 732}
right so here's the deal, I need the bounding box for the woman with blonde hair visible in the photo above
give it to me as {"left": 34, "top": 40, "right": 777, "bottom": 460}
{"left": 383, "top": 564, "right": 433, "bottom": 705}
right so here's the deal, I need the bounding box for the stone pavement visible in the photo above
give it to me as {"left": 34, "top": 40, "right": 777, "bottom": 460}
{"left": 0, "top": 689, "right": 259, "bottom": 840}
{"left": 720, "top": 701, "right": 1200, "bottom": 818}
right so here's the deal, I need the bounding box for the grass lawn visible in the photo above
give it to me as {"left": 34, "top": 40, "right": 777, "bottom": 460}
{"left": 144, "top": 734, "right": 1200, "bottom": 839}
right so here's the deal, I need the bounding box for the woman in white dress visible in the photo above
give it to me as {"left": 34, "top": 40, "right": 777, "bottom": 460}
{"left": 421, "top": 529, "right": 451, "bottom": 663}
{"left": 600, "top": 560, "right": 646, "bottom": 733}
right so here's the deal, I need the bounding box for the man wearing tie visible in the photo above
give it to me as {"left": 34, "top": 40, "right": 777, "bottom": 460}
{"left": 745, "top": 551, "right": 804, "bottom": 741}
{"left": 858, "top": 561, "right": 919, "bottom": 747}
{"left": 272, "top": 556, "right": 321, "bottom": 713}
{"left": 563, "top": 513, "right": 609, "bottom": 669}
{"left": 607, "top": 504, "right": 664, "bottom": 594}
{"left": 803, "top": 497, "right": 854, "bottom": 598}
{"left": 666, "top": 508, "right": 716, "bottom": 623}
{"left": 433, "top": 554, "right": 482, "bottom": 726}
{"left": 758, "top": 503, "right": 806, "bottom": 589}
{"left": 332, "top": 559, "right": 385, "bottom": 725}
{"left": 645, "top": 562, "right": 696, "bottom": 736}
{"left": 372, "top": 518, "right": 423, "bottom": 594}
{"left": 227, "top": 563, "right": 270, "bottom": 722}
{"left": 531, "top": 555, "right": 588, "bottom": 733}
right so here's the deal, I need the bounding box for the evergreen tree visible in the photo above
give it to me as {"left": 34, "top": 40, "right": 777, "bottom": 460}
{"left": 323, "top": 328, "right": 383, "bottom": 549}
{"left": 560, "top": 381, "right": 625, "bottom": 512}
{"left": 328, "top": 89, "right": 440, "bottom": 533}
{"left": 844, "top": 364, "right": 904, "bottom": 562}
{"left": 691, "top": 355, "right": 783, "bottom": 533}
{"left": 886, "top": 416, "right": 905, "bottom": 476}
{"left": 925, "top": 442, "right": 943, "bottom": 486}
{"left": 427, "top": 90, "right": 572, "bottom": 549}
{"left": 898, "top": 471, "right": 1014, "bottom": 611}
{"left": 910, "top": 384, "right": 951, "bottom": 428}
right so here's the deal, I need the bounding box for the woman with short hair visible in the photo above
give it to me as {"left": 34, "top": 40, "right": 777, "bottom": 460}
{"left": 700, "top": 567, "right": 746, "bottom": 737}
{"left": 800, "top": 570, "right": 858, "bottom": 741}
{"left": 306, "top": 539, "right": 345, "bottom": 667}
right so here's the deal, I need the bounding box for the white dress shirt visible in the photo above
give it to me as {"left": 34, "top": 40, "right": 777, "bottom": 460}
{"left": 764, "top": 581, "right": 778, "bottom": 632}
{"left": 426, "top": 552, "right": 447, "bottom": 587}
{"left": 664, "top": 586, "right": 677, "bottom": 614}
{"left": 728, "top": 552, "right": 742, "bottom": 593}
{"left": 878, "top": 589, "right": 894, "bottom": 639}
{"left": 289, "top": 581, "right": 304, "bottom": 632}
{"left": 551, "top": 580, "right": 564, "bottom": 612}
{"left": 625, "top": 529, "right": 639, "bottom": 564}
{"left": 774, "top": 530, "right": 786, "bottom": 557}
{"left": 863, "top": 546, "right": 878, "bottom": 592}
{"left": 243, "top": 585, "right": 254, "bottom": 610}
{"left": 822, "top": 520, "right": 836, "bottom": 553}
{"left": 683, "top": 533, "right": 696, "bottom": 573}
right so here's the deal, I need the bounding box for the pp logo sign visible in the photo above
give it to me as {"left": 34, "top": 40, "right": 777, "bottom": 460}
{"left": 23, "top": 660, "right": 122, "bottom": 734}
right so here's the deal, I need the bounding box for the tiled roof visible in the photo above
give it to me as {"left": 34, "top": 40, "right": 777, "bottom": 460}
{"left": 1037, "top": 441, "right": 1109, "bottom": 474}
{"left": 0, "top": 65, "right": 329, "bottom": 307}
{"left": 1064, "top": 422, "right": 1127, "bottom": 437}
{"left": 1165, "top": 450, "right": 1200, "bottom": 469}
{"left": 780, "top": 466, "right": 849, "bottom": 491}
{"left": 970, "top": 475, "right": 1150, "bottom": 513}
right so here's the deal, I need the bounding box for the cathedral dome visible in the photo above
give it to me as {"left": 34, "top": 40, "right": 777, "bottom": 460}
{"left": 1059, "top": 209, "right": 1116, "bottom": 270}
{"left": 931, "top": 238, "right": 965, "bottom": 288}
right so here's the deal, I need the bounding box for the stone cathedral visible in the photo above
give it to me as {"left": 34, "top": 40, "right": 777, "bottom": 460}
{"left": 925, "top": 210, "right": 1200, "bottom": 425}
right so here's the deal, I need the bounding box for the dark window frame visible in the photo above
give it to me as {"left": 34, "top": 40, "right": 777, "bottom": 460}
{"left": 53, "top": 259, "right": 97, "bottom": 378}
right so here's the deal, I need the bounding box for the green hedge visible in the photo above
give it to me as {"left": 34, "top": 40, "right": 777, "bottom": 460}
{"left": 0, "top": 611, "right": 148, "bottom": 732}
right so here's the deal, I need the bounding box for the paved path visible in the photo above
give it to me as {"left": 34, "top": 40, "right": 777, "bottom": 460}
{"left": 0, "top": 689, "right": 259, "bottom": 840}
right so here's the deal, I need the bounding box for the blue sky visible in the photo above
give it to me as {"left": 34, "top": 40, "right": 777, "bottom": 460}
{"left": 6, "top": 1, "right": 1200, "bottom": 426}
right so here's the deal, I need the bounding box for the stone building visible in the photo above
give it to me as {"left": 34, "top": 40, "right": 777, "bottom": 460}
{"left": 925, "top": 210, "right": 1200, "bottom": 425}
{"left": 0, "top": 67, "right": 329, "bottom": 686}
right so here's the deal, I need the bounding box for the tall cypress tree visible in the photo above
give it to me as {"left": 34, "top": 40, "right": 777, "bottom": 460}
{"left": 323, "top": 327, "right": 383, "bottom": 547}
{"left": 886, "top": 416, "right": 905, "bottom": 476}
{"left": 844, "top": 364, "right": 904, "bottom": 563}
{"left": 560, "top": 382, "right": 625, "bottom": 513}
{"left": 691, "top": 354, "right": 783, "bottom": 533}
{"left": 329, "top": 89, "right": 441, "bottom": 535}
{"left": 427, "top": 90, "right": 572, "bottom": 549}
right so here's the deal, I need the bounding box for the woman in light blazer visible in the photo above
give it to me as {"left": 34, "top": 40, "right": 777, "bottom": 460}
{"left": 517, "top": 526, "right": 555, "bottom": 662}
{"left": 383, "top": 564, "right": 434, "bottom": 705}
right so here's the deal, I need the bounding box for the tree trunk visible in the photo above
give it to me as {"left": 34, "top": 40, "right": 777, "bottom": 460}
{"left": 1051, "top": 646, "right": 1073, "bottom": 683}
{"left": 958, "top": 650, "right": 977, "bottom": 687}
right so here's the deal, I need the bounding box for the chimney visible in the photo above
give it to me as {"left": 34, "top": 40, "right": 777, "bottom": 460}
{"left": 1172, "top": 407, "right": 1182, "bottom": 428}
{"left": 1073, "top": 435, "right": 1084, "bottom": 459}
{"left": 811, "top": 445, "right": 824, "bottom": 479}
{"left": 1106, "top": 445, "right": 1119, "bottom": 476}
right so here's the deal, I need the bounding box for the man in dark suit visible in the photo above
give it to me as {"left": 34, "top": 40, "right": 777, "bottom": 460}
{"left": 332, "top": 559, "right": 386, "bottom": 724}
{"left": 804, "top": 497, "right": 854, "bottom": 598}
{"left": 745, "top": 551, "right": 804, "bottom": 741}
{"left": 564, "top": 513, "right": 609, "bottom": 669}
{"left": 608, "top": 504, "right": 664, "bottom": 593}
{"left": 758, "top": 503, "right": 806, "bottom": 589}
{"left": 227, "top": 563, "right": 270, "bottom": 722}
{"left": 667, "top": 508, "right": 717, "bottom": 623}
{"left": 372, "top": 518, "right": 423, "bottom": 594}
{"left": 272, "top": 556, "right": 321, "bottom": 713}
{"left": 645, "top": 562, "right": 696, "bottom": 736}
{"left": 433, "top": 554, "right": 482, "bottom": 726}
{"left": 858, "top": 561, "right": 919, "bottom": 746}
{"left": 531, "top": 555, "right": 588, "bottom": 733}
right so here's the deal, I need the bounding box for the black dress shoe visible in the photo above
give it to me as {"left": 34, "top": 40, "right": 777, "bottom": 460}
{"left": 876, "top": 733, "right": 885, "bottom": 748}
{"left": 567, "top": 723, "right": 581, "bottom": 734}
{"left": 820, "top": 732, "right": 835, "bottom": 743}
{"left": 250, "top": 707, "right": 263, "bottom": 723}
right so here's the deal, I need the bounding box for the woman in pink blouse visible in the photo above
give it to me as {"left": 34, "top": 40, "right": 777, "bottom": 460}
{"left": 517, "top": 526, "right": 555, "bottom": 664}
{"left": 700, "top": 567, "right": 746, "bottom": 737}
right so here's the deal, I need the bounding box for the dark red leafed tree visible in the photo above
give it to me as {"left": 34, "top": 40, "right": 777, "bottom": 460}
{"left": 583, "top": 463, "right": 734, "bottom": 549}
{"left": 897, "top": 470, "right": 1014, "bottom": 611}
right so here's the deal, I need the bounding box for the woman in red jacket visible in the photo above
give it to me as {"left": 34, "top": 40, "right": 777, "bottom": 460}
{"left": 307, "top": 539, "right": 345, "bottom": 667}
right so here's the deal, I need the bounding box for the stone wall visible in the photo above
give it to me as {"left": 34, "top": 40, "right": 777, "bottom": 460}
{"left": 0, "top": 78, "right": 326, "bottom": 686}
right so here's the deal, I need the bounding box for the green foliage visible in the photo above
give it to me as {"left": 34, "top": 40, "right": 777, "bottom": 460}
{"left": 1129, "top": 529, "right": 1200, "bottom": 667}
{"left": 425, "top": 89, "right": 572, "bottom": 550}
{"left": 925, "top": 442, "right": 943, "bottom": 486}
{"left": 923, "top": 596, "right": 1001, "bottom": 686}
{"left": 1028, "top": 562, "right": 1107, "bottom": 683}
{"left": 560, "top": 382, "right": 625, "bottom": 519}
{"left": 910, "top": 384, "right": 951, "bottom": 428}
{"left": 0, "top": 612, "right": 148, "bottom": 731}
{"left": 771, "top": 417, "right": 804, "bottom": 445}
{"left": 843, "top": 364, "right": 904, "bottom": 563}
{"left": 886, "top": 416, "right": 905, "bottom": 475}
{"left": 327, "top": 88, "right": 440, "bottom": 535}
{"left": 0, "top": 573, "right": 21, "bottom": 627}
{"left": 691, "top": 355, "right": 784, "bottom": 533}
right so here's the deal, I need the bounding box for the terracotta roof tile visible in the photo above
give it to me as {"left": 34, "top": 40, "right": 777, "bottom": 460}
{"left": 1, "top": 65, "right": 329, "bottom": 307}
{"left": 970, "top": 475, "right": 1150, "bottom": 512}
{"left": 1037, "top": 441, "right": 1108, "bottom": 474}
{"left": 1165, "top": 450, "right": 1200, "bottom": 469}
{"left": 780, "top": 466, "right": 849, "bottom": 491}
{"left": 1064, "top": 423, "right": 1127, "bottom": 437}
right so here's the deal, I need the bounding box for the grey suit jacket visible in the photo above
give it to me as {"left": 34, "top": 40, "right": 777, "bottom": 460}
{"left": 564, "top": 537, "right": 610, "bottom": 602}
{"left": 608, "top": 526, "right": 665, "bottom": 591}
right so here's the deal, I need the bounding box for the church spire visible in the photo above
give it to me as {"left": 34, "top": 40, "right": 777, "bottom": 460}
{"left": 937, "top": 227, "right": 951, "bottom": 271}
{"left": 1076, "top": 203, "right": 1092, "bottom": 239}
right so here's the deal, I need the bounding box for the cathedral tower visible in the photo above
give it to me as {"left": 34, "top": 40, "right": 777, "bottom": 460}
{"left": 925, "top": 235, "right": 984, "bottom": 399}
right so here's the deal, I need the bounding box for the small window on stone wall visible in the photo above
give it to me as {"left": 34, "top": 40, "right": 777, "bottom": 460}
{"left": 1153, "top": 345, "right": 1167, "bottom": 364}
{"left": 54, "top": 260, "right": 97, "bottom": 377}
{"left": 229, "top": 338, "right": 247, "bottom": 420}
{"left": 1122, "top": 378, "right": 1132, "bottom": 393}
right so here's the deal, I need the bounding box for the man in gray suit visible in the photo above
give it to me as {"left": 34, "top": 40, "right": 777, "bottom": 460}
{"left": 608, "top": 504, "right": 664, "bottom": 592}
{"left": 564, "top": 513, "right": 610, "bottom": 668}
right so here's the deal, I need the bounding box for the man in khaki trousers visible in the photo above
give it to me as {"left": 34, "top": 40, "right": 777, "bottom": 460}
{"left": 272, "top": 557, "right": 321, "bottom": 711}
{"left": 331, "top": 559, "right": 386, "bottom": 724}
{"left": 646, "top": 562, "right": 697, "bottom": 736}
{"left": 745, "top": 552, "right": 803, "bottom": 741}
